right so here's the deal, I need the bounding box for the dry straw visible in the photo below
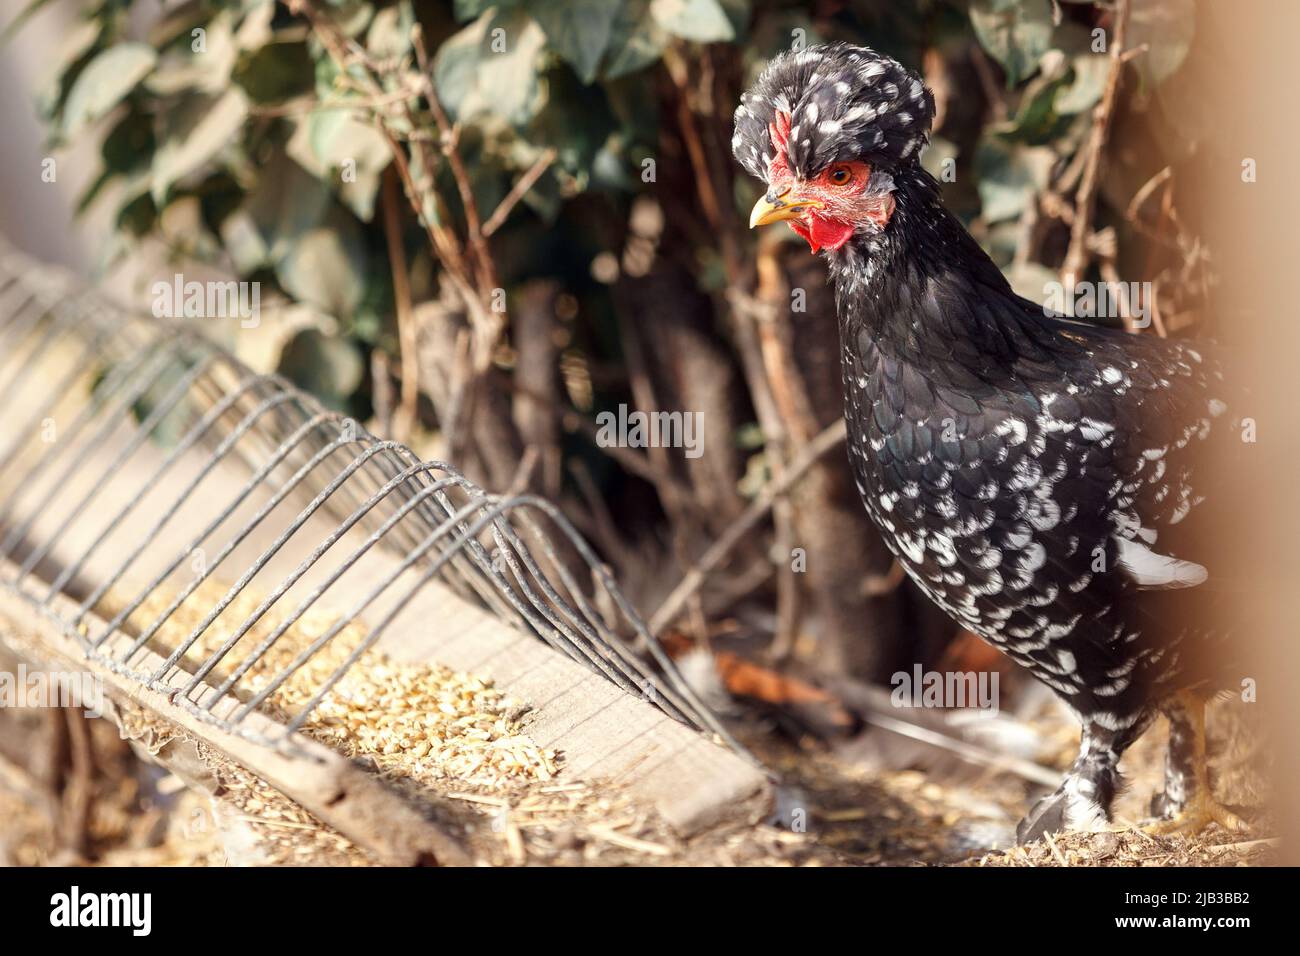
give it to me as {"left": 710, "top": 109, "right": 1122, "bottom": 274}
{"left": 125, "top": 579, "right": 560, "bottom": 790}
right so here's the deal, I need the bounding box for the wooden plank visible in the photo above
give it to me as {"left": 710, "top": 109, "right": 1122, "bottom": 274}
{"left": 0, "top": 348, "right": 772, "bottom": 835}
{"left": 0, "top": 576, "right": 471, "bottom": 866}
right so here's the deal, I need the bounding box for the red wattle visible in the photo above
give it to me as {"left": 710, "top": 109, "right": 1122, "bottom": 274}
{"left": 791, "top": 215, "right": 854, "bottom": 253}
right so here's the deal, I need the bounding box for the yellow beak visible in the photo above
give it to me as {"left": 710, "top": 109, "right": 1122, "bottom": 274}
{"left": 749, "top": 189, "right": 824, "bottom": 228}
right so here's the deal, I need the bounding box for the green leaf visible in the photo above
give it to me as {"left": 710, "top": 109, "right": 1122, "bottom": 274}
{"left": 453, "top": 0, "right": 510, "bottom": 23}
{"left": 151, "top": 88, "right": 248, "bottom": 205}
{"left": 305, "top": 110, "right": 389, "bottom": 171}
{"left": 529, "top": 66, "right": 618, "bottom": 176}
{"left": 1128, "top": 0, "right": 1196, "bottom": 88}
{"left": 530, "top": 0, "right": 620, "bottom": 84}
{"left": 1054, "top": 52, "right": 1108, "bottom": 114}
{"left": 649, "top": 0, "right": 735, "bottom": 43}
{"left": 997, "top": 52, "right": 1074, "bottom": 144}
{"left": 41, "top": 17, "right": 100, "bottom": 90}
{"left": 434, "top": 7, "right": 547, "bottom": 127}
{"left": 603, "top": 0, "right": 669, "bottom": 78}
{"left": 62, "top": 43, "right": 158, "bottom": 137}
{"left": 920, "top": 135, "right": 959, "bottom": 183}
{"left": 76, "top": 166, "right": 123, "bottom": 217}
{"left": 116, "top": 189, "right": 158, "bottom": 238}
{"left": 146, "top": 0, "right": 214, "bottom": 49}
{"left": 146, "top": 12, "right": 238, "bottom": 96}
{"left": 234, "top": 0, "right": 277, "bottom": 51}
{"left": 275, "top": 209, "right": 367, "bottom": 318}
{"left": 327, "top": 0, "right": 376, "bottom": 38}
{"left": 159, "top": 195, "right": 220, "bottom": 259}
{"left": 130, "top": 354, "right": 202, "bottom": 449}
{"left": 232, "top": 39, "right": 314, "bottom": 103}
{"left": 241, "top": 153, "right": 332, "bottom": 263}
{"left": 969, "top": 0, "right": 1053, "bottom": 85}
{"left": 366, "top": 2, "right": 414, "bottom": 59}
{"left": 715, "top": 0, "right": 752, "bottom": 37}
{"left": 276, "top": 327, "right": 366, "bottom": 407}
{"left": 974, "top": 136, "right": 1054, "bottom": 222}
{"left": 286, "top": 109, "right": 391, "bottom": 221}
{"left": 103, "top": 111, "right": 156, "bottom": 174}
{"left": 35, "top": 18, "right": 103, "bottom": 127}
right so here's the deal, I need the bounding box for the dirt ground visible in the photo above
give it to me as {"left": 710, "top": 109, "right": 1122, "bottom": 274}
{"left": 0, "top": 687, "right": 1274, "bottom": 867}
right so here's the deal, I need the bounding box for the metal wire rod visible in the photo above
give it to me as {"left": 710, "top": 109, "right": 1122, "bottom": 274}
{"left": 0, "top": 343, "right": 193, "bottom": 563}
{"left": 46, "top": 389, "right": 300, "bottom": 604}
{"left": 80, "top": 411, "right": 337, "bottom": 634}
{"left": 12, "top": 353, "right": 218, "bottom": 582}
{"left": 0, "top": 248, "right": 758, "bottom": 768}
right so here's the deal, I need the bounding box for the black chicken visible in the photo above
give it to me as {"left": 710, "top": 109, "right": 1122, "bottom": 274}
{"left": 733, "top": 43, "right": 1244, "bottom": 842}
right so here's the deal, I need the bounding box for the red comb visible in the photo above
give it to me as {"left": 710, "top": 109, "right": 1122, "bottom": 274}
{"left": 767, "top": 111, "right": 793, "bottom": 178}
{"left": 768, "top": 111, "right": 792, "bottom": 152}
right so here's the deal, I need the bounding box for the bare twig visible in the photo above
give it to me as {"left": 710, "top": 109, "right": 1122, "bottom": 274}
{"left": 828, "top": 677, "right": 1063, "bottom": 788}
{"left": 556, "top": 409, "right": 708, "bottom": 519}
{"left": 369, "top": 348, "right": 394, "bottom": 434}
{"left": 483, "top": 148, "right": 558, "bottom": 238}
{"left": 284, "top": 0, "right": 511, "bottom": 468}
{"left": 511, "top": 280, "right": 562, "bottom": 495}
{"left": 1100, "top": 258, "right": 1137, "bottom": 334}
{"left": 649, "top": 419, "right": 847, "bottom": 635}
{"left": 57, "top": 708, "right": 93, "bottom": 859}
{"left": 922, "top": 46, "right": 951, "bottom": 133}
{"left": 753, "top": 243, "right": 819, "bottom": 443}
{"left": 568, "top": 458, "right": 636, "bottom": 571}
{"left": 862, "top": 559, "right": 906, "bottom": 597}
{"left": 620, "top": 308, "right": 710, "bottom": 641}
{"left": 750, "top": 239, "right": 820, "bottom": 658}
{"left": 247, "top": 86, "right": 419, "bottom": 118}
{"left": 1043, "top": 830, "right": 1070, "bottom": 866}
{"left": 381, "top": 167, "right": 419, "bottom": 441}
{"left": 1125, "top": 165, "right": 1174, "bottom": 222}
{"left": 663, "top": 47, "right": 725, "bottom": 236}
{"left": 507, "top": 365, "right": 713, "bottom": 523}
{"left": 1211, "top": 837, "right": 1279, "bottom": 852}
{"left": 969, "top": 44, "right": 1009, "bottom": 124}
{"left": 1060, "top": 0, "right": 1131, "bottom": 291}
{"left": 378, "top": 125, "right": 474, "bottom": 298}
{"left": 505, "top": 444, "right": 540, "bottom": 497}
{"left": 410, "top": 24, "right": 498, "bottom": 297}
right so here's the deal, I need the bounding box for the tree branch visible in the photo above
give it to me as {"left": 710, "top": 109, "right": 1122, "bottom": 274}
{"left": 649, "top": 419, "right": 848, "bottom": 635}
{"left": 1060, "top": 0, "right": 1131, "bottom": 292}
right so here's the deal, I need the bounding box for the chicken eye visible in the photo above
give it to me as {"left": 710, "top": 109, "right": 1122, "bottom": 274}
{"left": 828, "top": 166, "right": 852, "bottom": 185}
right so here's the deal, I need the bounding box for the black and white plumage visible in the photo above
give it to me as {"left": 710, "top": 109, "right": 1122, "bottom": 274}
{"left": 732, "top": 45, "right": 934, "bottom": 180}
{"left": 734, "top": 44, "right": 1244, "bottom": 841}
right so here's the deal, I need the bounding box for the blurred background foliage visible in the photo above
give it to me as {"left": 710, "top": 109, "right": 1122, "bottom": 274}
{"left": 10, "top": 0, "right": 1212, "bottom": 686}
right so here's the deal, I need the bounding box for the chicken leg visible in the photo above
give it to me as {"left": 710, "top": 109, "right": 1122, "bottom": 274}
{"left": 1147, "top": 689, "right": 1247, "bottom": 835}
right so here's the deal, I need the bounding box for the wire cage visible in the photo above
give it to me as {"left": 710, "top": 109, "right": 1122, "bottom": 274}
{"left": 0, "top": 244, "right": 748, "bottom": 764}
